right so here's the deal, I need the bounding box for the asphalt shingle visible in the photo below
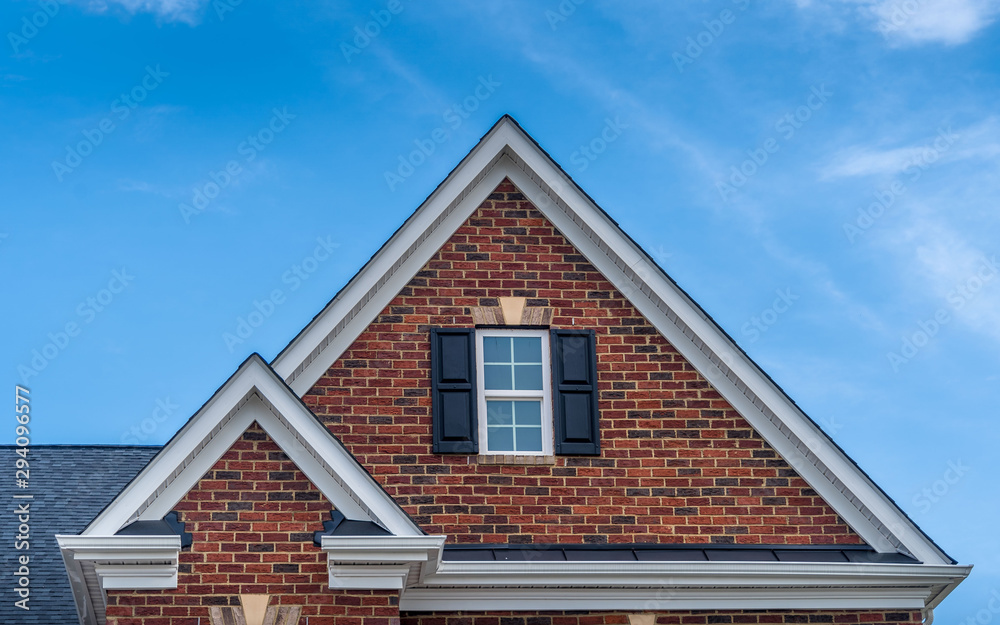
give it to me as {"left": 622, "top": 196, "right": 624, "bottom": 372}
{"left": 0, "top": 445, "right": 159, "bottom": 625}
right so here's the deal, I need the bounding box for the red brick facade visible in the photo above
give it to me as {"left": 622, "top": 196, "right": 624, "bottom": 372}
{"left": 106, "top": 424, "right": 400, "bottom": 625}
{"left": 303, "top": 179, "right": 863, "bottom": 547}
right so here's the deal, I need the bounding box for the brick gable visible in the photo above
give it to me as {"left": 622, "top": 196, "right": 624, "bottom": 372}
{"left": 106, "top": 423, "right": 399, "bottom": 625}
{"left": 304, "top": 179, "right": 864, "bottom": 546}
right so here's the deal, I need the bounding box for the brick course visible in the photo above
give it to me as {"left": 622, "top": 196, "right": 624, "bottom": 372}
{"left": 304, "top": 179, "right": 864, "bottom": 546}
{"left": 106, "top": 423, "right": 401, "bottom": 624}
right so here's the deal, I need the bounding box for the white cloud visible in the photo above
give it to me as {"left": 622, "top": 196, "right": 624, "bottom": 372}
{"left": 76, "top": 0, "right": 208, "bottom": 25}
{"left": 797, "top": 0, "right": 999, "bottom": 45}
{"left": 911, "top": 221, "right": 1000, "bottom": 339}
{"left": 864, "top": 0, "right": 999, "bottom": 45}
{"left": 822, "top": 119, "right": 1000, "bottom": 179}
{"left": 881, "top": 213, "right": 1000, "bottom": 343}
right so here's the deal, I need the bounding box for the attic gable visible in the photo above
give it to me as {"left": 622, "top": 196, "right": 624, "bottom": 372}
{"left": 59, "top": 354, "right": 443, "bottom": 625}
{"left": 269, "top": 116, "right": 953, "bottom": 566}
{"left": 83, "top": 354, "right": 422, "bottom": 538}
{"left": 306, "top": 185, "right": 866, "bottom": 546}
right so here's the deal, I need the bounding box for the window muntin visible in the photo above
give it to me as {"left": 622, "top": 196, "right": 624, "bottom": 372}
{"left": 476, "top": 329, "right": 552, "bottom": 455}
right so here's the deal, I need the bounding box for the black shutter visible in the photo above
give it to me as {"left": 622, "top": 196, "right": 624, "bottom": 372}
{"left": 551, "top": 329, "right": 600, "bottom": 456}
{"left": 430, "top": 328, "right": 478, "bottom": 454}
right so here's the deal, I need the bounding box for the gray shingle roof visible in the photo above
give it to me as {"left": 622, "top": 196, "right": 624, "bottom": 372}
{"left": 0, "top": 445, "right": 159, "bottom": 625}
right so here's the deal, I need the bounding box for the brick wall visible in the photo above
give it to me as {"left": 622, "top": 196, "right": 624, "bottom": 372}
{"left": 303, "top": 179, "right": 864, "bottom": 546}
{"left": 401, "top": 611, "right": 921, "bottom": 625}
{"left": 106, "top": 423, "right": 401, "bottom": 625}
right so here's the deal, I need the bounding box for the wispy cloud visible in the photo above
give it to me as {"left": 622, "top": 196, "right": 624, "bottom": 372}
{"left": 796, "top": 0, "right": 999, "bottom": 46}
{"left": 821, "top": 119, "right": 1000, "bottom": 179}
{"left": 907, "top": 217, "right": 1000, "bottom": 339}
{"left": 863, "top": 0, "right": 999, "bottom": 45}
{"left": 74, "top": 0, "right": 208, "bottom": 25}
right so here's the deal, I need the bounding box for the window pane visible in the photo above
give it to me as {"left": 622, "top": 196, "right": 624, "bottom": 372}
{"left": 483, "top": 336, "right": 511, "bottom": 363}
{"left": 513, "top": 400, "right": 541, "bottom": 425}
{"left": 484, "top": 364, "right": 513, "bottom": 390}
{"left": 515, "top": 427, "right": 543, "bottom": 452}
{"left": 513, "top": 337, "right": 542, "bottom": 363}
{"left": 486, "top": 400, "right": 513, "bottom": 425}
{"left": 488, "top": 427, "right": 515, "bottom": 451}
{"left": 513, "top": 364, "right": 543, "bottom": 390}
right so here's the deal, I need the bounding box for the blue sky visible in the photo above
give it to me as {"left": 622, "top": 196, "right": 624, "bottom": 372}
{"left": 2, "top": 0, "right": 998, "bottom": 619}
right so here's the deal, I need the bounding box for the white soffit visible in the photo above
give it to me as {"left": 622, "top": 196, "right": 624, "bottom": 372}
{"left": 266, "top": 116, "right": 956, "bottom": 567}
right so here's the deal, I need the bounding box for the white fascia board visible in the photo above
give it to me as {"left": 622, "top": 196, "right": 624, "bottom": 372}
{"left": 400, "top": 587, "right": 929, "bottom": 611}
{"left": 84, "top": 356, "right": 422, "bottom": 537}
{"left": 425, "top": 560, "right": 968, "bottom": 587}
{"left": 272, "top": 122, "right": 514, "bottom": 392}
{"left": 498, "top": 147, "right": 949, "bottom": 565}
{"left": 406, "top": 561, "right": 970, "bottom": 611}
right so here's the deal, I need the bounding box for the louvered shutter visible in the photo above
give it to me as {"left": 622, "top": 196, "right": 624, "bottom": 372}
{"left": 430, "top": 327, "right": 478, "bottom": 453}
{"left": 550, "top": 328, "right": 600, "bottom": 455}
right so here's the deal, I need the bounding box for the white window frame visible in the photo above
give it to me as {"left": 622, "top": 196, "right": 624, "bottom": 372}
{"left": 475, "top": 328, "right": 553, "bottom": 456}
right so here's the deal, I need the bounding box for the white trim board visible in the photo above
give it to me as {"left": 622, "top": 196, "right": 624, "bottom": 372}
{"left": 267, "top": 116, "right": 957, "bottom": 567}
{"left": 404, "top": 560, "right": 970, "bottom": 611}
{"left": 84, "top": 354, "right": 422, "bottom": 538}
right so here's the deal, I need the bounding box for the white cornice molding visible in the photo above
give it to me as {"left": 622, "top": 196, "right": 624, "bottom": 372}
{"left": 329, "top": 564, "right": 414, "bottom": 590}
{"left": 322, "top": 535, "right": 446, "bottom": 590}
{"left": 57, "top": 534, "right": 182, "bottom": 624}
{"left": 405, "top": 560, "right": 971, "bottom": 611}
{"left": 57, "top": 534, "right": 181, "bottom": 563}
{"left": 401, "top": 586, "right": 931, "bottom": 611}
